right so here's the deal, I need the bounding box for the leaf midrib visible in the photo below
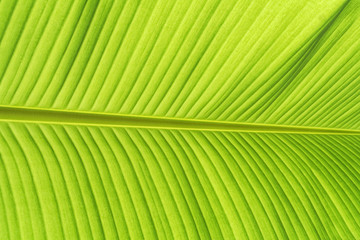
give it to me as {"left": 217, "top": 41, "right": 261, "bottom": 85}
{"left": 0, "top": 105, "right": 359, "bottom": 134}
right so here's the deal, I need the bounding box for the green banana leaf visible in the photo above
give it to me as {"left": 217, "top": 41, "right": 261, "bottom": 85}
{"left": 1, "top": 0, "right": 360, "bottom": 239}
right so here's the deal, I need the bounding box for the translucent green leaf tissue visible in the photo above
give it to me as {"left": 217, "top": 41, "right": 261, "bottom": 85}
{"left": 0, "top": 0, "right": 360, "bottom": 239}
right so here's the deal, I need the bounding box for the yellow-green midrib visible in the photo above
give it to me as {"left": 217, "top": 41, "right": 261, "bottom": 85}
{"left": 0, "top": 105, "right": 360, "bottom": 135}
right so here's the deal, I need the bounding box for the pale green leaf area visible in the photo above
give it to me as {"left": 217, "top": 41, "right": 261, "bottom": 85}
{"left": 0, "top": 0, "right": 360, "bottom": 239}
{"left": 1, "top": 123, "right": 360, "bottom": 239}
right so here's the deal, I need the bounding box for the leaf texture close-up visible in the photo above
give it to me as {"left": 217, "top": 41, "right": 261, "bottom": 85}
{"left": 0, "top": 0, "right": 360, "bottom": 239}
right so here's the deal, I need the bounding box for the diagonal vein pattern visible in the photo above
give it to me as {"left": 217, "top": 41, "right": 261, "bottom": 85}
{"left": 1, "top": 0, "right": 360, "bottom": 129}
{"left": 1, "top": 0, "right": 360, "bottom": 239}
{"left": 0, "top": 122, "right": 360, "bottom": 239}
